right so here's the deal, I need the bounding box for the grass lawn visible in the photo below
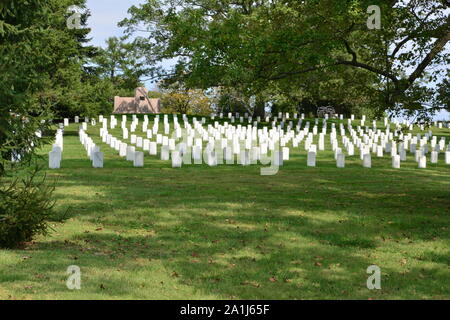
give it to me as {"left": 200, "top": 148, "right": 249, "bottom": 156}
{"left": 0, "top": 115, "right": 449, "bottom": 300}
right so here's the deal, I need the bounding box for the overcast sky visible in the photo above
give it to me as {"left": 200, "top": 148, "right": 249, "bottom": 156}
{"left": 85, "top": 0, "right": 448, "bottom": 120}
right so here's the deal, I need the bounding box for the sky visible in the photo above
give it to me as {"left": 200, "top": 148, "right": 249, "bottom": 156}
{"left": 85, "top": 0, "right": 160, "bottom": 90}
{"left": 85, "top": 0, "right": 141, "bottom": 48}
{"left": 85, "top": 0, "right": 449, "bottom": 121}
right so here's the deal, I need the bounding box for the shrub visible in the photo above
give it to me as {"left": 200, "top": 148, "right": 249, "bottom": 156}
{"left": 0, "top": 168, "right": 55, "bottom": 248}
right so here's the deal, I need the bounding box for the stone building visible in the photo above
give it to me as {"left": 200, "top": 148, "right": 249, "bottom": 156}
{"left": 113, "top": 87, "right": 161, "bottom": 114}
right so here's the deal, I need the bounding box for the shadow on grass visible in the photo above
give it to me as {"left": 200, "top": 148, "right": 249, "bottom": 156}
{"left": 2, "top": 161, "right": 448, "bottom": 299}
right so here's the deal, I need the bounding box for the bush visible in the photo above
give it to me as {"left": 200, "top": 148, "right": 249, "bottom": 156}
{"left": 0, "top": 168, "right": 55, "bottom": 248}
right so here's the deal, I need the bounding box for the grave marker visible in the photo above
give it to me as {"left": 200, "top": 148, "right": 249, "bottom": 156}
{"left": 134, "top": 152, "right": 144, "bottom": 167}
{"left": 307, "top": 152, "right": 316, "bottom": 167}
{"left": 336, "top": 153, "right": 345, "bottom": 168}
{"left": 92, "top": 152, "right": 104, "bottom": 168}
{"left": 49, "top": 150, "right": 61, "bottom": 169}
{"left": 392, "top": 155, "right": 400, "bottom": 168}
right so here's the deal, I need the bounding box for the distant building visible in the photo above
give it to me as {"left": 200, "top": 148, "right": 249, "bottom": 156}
{"left": 113, "top": 87, "right": 161, "bottom": 114}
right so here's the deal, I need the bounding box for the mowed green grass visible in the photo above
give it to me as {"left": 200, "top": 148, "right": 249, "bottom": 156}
{"left": 0, "top": 115, "right": 449, "bottom": 300}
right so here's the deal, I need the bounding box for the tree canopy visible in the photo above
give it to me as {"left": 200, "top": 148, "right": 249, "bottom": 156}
{"left": 121, "top": 0, "right": 449, "bottom": 119}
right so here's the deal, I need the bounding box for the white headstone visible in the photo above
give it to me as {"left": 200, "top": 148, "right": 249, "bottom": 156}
{"left": 376, "top": 145, "right": 383, "bottom": 157}
{"left": 272, "top": 151, "right": 283, "bottom": 167}
{"left": 392, "top": 155, "right": 400, "bottom": 169}
{"left": 193, "top": 146, "right": 202, "bottom": 164}
{"left": 282, "top": 147, "right": 289, "bottom": 160}
{"left": 92, "top": 152, "right": 104, "bottom": 168}
{"left": 445, "top": 151, "right": 450, "bottom": 164}
{"left": 240, "top": 150, "right": 250, "bottom": 166}
{"left": 430, "top": 151, "right": 438, "bottom": 164}
{"left": 307, "top": 152, "right": 316, "bottom": 167}
{"left": 418, "top": 156, "right": 426, "bottom": 169}
{"left": 143, "top": 139, "right": 150, "bottom": 151}
{"left": 149, "top": 142, "right": 157, "bottom": 155}
{"left": 133, "top": 151, "right": 144, "bottom": 167}
{"left": 136, "top": 137, "right": 143, "bottom": 148}
{"left": 119, "top": 143, "right": 127, "bottom": 157}
{"left": 171, "top": 151, "right": 182, "bottom": 168}
{"left": 207, "top": 151, "right": 217, "bottom": 166}
{"left": 336, "top": 153, "right": 345, "bottom": 168}
{"left": 363, "top": 153, "right": 371, "bottom": 168}
{"left": 161, "top": 146, "right": 170, "bottom": 161}
{"left": 399, "top": 149, "right": 407, "bottom": 161}
{"left": 49, "top": 150, "right": 61, "bottom": 169}
{"left": 126, "top": 146, "right": 135, "bottom": 161}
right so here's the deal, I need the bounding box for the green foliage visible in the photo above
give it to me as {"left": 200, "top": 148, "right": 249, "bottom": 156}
{"left": 0, "top": 0, "right": 92, "bottom": 167}
{"left": 121, "top": 0, "right": 449, "bottom": 118}
{"left": 435, "top": 79, "right": 450, "bottom": 113}
{"left": 160, "top": 83, "right": 213, "bottom": 115}
{"left": 0, "top": 108, "right": 53, "bottom": 177}
{"left": 93, "top": 37, "right": 151, "bottom": 91}
{"left": 0, "top": 0, "right": 71, "bottom": 246}
{"left": 215, "top": 89, "right": 251, "bottom": 116}
{"left": 51, "top": 36, "right": 154, "bottom": 119}
{"left": 0, "top": 168, "right": 55, "bottom": 248}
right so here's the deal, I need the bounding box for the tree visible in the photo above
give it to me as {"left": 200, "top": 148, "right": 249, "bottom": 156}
{"left": 0, "top": 0, "right": 94, "bottom": 247}
{"left": 93, "top": 36, "right": 152, "bottom": 91}
{"left": 5, "top": 0, "right": 101, "bottom": 120}
{"left": 1, "top": 0, "right": 90, "bottom": 171}
{"left": 121, "top": 0, "right": 449, "bottom": 119}
{"left": 160, "top": 83, "right": 212, "bottom": 115}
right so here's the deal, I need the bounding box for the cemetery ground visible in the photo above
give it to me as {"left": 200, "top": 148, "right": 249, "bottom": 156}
{"left": 0, "top": 115, "right": 449, "bottom": 300}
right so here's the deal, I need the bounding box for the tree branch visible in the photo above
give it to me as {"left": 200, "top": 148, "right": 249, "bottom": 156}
{"left": 337, "top": 59, "right": 400, "bottom": 85}
{"left": 342, "top": 39, "right": 357, "bottom": 62}
{"left": 390, "top": 35, "right": 413, "bottom": 58}
{"left": 339, "top": 39, "right": 399, "bottom": 84}
{"left": 408, "top": 31, "right": 450, "bottom": 84}
{"left": 267, "top": 63, "right": 341, "bottom": 81}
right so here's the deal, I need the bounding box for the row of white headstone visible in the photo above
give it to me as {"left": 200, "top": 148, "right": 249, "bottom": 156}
{"left": 105, "top": 114, "right": 450, "bottom": 169}
{"left": 325, "top": 122, "right": 450, "bottom": 168}
{"left": 99, "top": 118, "right": 287, "bottom": 168}
{"left": 62, "top": 114, "right": 449, "bottom": 170}
{"left": 99, "top": 126, "right": 145, "bottom": 167}
{"left": 213, "top": 112, "right": 449, "bottom": 129}
{"left": 93, "top": 115, "right": 445, "bottom": 167}
{"left": 66, "top": 113, "right": 450, "bottom": 133}
{"left": 79, "top": 129, "right": 104, "bottom": 168}
{"left": 331, "top": 151, "right": 450, "bottom": 169}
